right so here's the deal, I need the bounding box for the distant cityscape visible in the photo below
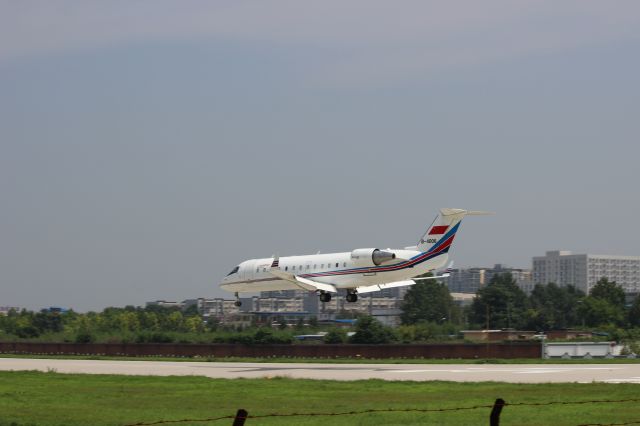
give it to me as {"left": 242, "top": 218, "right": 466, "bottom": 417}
{"left": 4, "top": 249, "right": 639, "bottom": 327}
{"left": 141, "top": 250, "right": 640, "bottom": 328}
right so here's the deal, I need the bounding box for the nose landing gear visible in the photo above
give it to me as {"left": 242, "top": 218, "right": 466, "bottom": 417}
{"left": 234, "top": 292, "right": 242, "bottom": 307}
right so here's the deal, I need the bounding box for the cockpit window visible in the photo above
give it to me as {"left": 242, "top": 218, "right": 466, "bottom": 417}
{"left": 226, "top": 266, "right": 240, "bottom": 276}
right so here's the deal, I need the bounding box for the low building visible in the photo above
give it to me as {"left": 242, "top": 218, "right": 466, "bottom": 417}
{"left": 444, "top": 265, "right": 533, "bottom": 294}
{"left": 196, "top": 298, "right": 240, "bottom": 319}
{"left": 0, "top": 306, "right": 20, "bottom": 315}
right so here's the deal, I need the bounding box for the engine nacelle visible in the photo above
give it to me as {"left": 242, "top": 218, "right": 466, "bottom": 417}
{"left": 350, "top": 248, "right": 396, "bottom": 267}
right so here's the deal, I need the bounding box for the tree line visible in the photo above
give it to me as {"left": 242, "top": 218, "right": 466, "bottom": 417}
{"left": 1, "top": 273, "right": 639, "bottom": 345}
{"left": 401, "top": 273, "right": 640, "bottom": 333}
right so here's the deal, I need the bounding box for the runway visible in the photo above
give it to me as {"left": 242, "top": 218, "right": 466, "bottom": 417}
{"left": 1, "top": 358, "right": 639, "bottom": 383}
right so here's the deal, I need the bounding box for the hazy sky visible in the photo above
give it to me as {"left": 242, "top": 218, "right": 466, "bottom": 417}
{"left": 2, "top": 1, "right": 640, "bottom": 311}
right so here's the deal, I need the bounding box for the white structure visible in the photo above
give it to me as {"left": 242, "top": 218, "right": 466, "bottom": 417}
{"left": 544, "top": 342, "right": 623, "bottom": 358}
{"left": 533, "top": 251, "right": 640, "bottom": 295}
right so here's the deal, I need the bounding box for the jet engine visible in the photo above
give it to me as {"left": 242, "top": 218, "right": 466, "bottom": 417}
{"left": 350, "top": 248, "right": 396, "bottom": 267}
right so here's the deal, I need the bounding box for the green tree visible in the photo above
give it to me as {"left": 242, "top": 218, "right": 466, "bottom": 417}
{"left": 166, "top": 311, "right": 184, "bottom": 332}
{"left": 141, "top": 312, "right": 159, "bottom": 331}
{"left": 349, "top": 316, "right": 396, "bottom": 344}
{"left": 468, "top": 273, "right": 528, "bottom": 329}
{"left": 526, "top": 283, "right": 585, "bottom": 330}
{"left": 74, "top": 316, "right": 95, "bottom": 343}
{"left": 578, "top": 297, "right": 624, "bottom": 327}
{"left": 33, "top": 310, "right": 64, "bottom": 334}
{"left": 629, "top": 295, "right": 640, "bottom": 327}
{"left": 401, "top": 279, "right": 460, "bottom": 325}
{"left": 117, "top": 311, "right": 141, "bottom": 332}
{"left": 184, "top": 316, "right": 205, "bottom": 333}
{"left": 590, "top": 278, "right": 626, "bottom": 309}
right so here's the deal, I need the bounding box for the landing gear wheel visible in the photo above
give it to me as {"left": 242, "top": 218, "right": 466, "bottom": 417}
{"left": 319, "top": 292, "right": 332, "bottom": 303}
{"left": 346, "top": 292, "right": 358, "bottom": 303}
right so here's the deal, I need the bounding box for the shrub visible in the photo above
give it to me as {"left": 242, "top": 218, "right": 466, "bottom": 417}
{"left": 16, "top": 326, "right": 39, "bottom": 339}
{"left": 135, "top": 332, "right": 174, "bottom": 343}
{"left": 349, "top": 316, "right": 397, "bottom": 344}
{"left": 212, "top": 328, "right": 294, "bottom": 345}
{"left": 74, "top": 332, "right": 95, "bottom": 344}
{"left": 323, "top": 328, "right": 347, "bottom": 344}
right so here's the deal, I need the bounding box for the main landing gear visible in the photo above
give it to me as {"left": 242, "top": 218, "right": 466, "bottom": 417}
{"left": 318, "top": 290, "right": 358, "bottom": 303}
{"left": 234, "top": 292, "right": 242, "bottom": 307}
{"left": 319, "top": 291, "right": 332, "bottom": 303}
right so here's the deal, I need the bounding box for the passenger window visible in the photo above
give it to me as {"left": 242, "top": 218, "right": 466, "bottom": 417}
{"left": 314, "top": 264, "right": 317, "bottom": 268}
{"left": 343, "top": 262, "right": 346, "bottom": 267}
{"left": 335, "top": 263, "right": 339, "bottom": 267}
{"left": 300, "top": 265, "right": 302, "bottom": 269}
{"left": 263, "top": 268, "right": 266, "bottom": 272}
{"left": 256, "top": 268, "right": 259, "bottom": 273}
{"left": 292, "top": 266, "right": 296, "bottom": 270}
{"left": 306, "top": 265, "right": 309, "bottom": 270}
{"left": 285, "top": 266, "right": 288, "bottom": 271}
{"left": 321, "top": 264, "right": 324, "bottom": 268}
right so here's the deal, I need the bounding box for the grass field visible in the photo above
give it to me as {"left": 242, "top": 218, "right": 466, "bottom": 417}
{"left": 1, "top": 371, "right": 639, "bottom": 426}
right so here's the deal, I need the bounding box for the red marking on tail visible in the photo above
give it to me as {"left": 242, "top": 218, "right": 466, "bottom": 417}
{"left": 428, "top": 225, "right": 449, "bottom": 235}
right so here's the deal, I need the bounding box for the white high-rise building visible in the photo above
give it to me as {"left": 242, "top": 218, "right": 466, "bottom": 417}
{"left": 532, "top": 251, "right": 640, "bottom": 295}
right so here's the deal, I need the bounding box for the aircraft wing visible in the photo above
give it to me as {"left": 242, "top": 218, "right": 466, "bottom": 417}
{"left": 268, "top": 268, "right": 338, "bottom": 293}
{"left": 355, "top": 280, "right": 417, "bottom": 294}
{"left": 356, "top": 268, "right": 452, "bottom": 294}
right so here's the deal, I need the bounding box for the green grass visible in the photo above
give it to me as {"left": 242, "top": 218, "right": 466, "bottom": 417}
{"left": 0, "top": 371, "right": 639, "bottom": 426}
{"left": 1, "top": 353, "right": 639, "bottom": 364}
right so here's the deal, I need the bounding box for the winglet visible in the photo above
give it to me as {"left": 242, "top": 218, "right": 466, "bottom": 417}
{"left": 270, "top": 254, "right": 280, "bottom": 269}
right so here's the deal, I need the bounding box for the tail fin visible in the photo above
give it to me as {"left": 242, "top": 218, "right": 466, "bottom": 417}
{"left": 417, "top": 208, "right": 492, "bottom": 253}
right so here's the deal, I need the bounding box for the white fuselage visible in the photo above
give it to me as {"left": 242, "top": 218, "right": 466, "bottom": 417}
{"left": 220, "top": 248, "right": 449, "bottom": 293}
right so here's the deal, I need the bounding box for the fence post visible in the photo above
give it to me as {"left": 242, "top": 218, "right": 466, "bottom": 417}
{"left": 490, "top": 398, "right": 505, "bottom": 426}
{"left": 232, "top": 409, "right": 248, "bottom": 426}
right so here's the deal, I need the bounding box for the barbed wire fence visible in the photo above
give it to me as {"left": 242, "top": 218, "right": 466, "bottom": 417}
{"left": 122, "top": 397, "right": 640, "bottom": 426}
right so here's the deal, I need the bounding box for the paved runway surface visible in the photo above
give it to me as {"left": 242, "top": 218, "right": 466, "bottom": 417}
{"left": 2, "top": 358, "right": 640, "bottom": 383}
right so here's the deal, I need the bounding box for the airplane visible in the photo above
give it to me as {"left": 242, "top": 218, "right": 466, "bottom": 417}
{"left": 219, "top": 208, "right": 490, "bottom": 306}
